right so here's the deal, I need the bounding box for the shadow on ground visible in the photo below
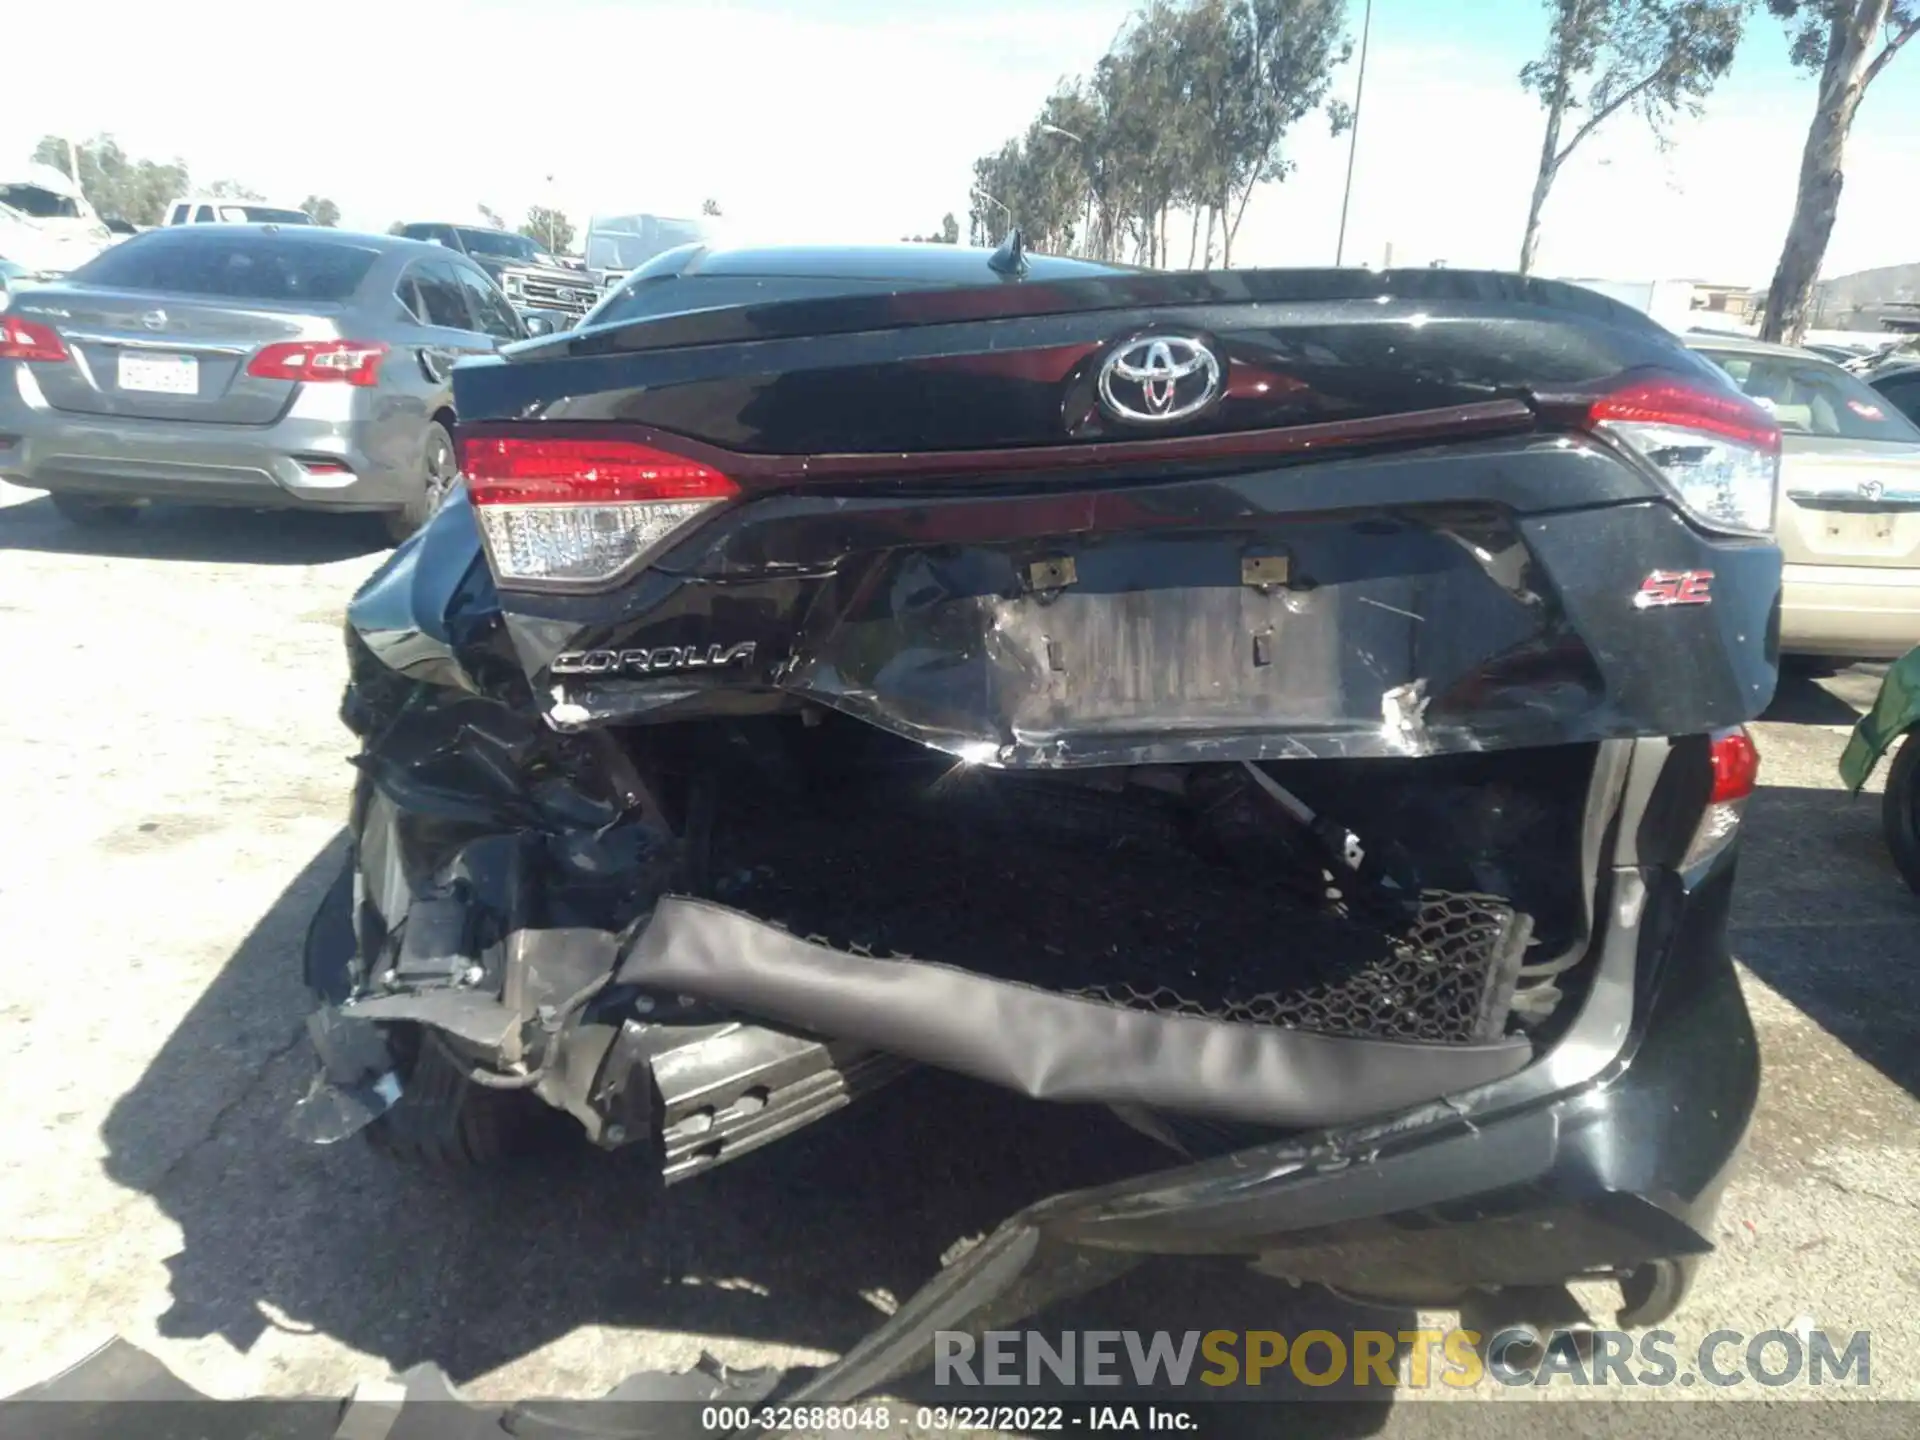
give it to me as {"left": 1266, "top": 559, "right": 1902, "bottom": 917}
{"left": 97, "top": 836, "right": 1407, "bottom": 1428}
{"left": 1760, "top": 666, "right": 1878, "bottom": 728}
{"left": 1737, "top": 663, "right": 1920, "bottom": 1103}
{"left": 0, "top": 494, "right": 390, "bottom": 566}
{"left": 1732, "top": 777, "right": 1920, "bottom": 1103}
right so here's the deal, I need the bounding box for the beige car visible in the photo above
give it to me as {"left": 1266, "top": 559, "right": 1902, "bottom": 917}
{"left": 1688, "top": 335, "right": 1920, "bottom": 659}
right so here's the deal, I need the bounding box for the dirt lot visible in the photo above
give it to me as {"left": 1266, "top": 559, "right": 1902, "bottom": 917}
{"left": 3, "top": 480, "right": 1919, "bottom": 1427}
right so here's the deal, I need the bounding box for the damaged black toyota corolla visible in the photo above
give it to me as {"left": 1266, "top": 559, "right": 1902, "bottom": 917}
{"left": 299, "top": 237, "right": 1777, "bottom": 1399}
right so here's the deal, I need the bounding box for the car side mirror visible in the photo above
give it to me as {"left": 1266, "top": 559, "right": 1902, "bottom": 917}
{"left": 521, "top": 314, "right": 558, "bottom": 338}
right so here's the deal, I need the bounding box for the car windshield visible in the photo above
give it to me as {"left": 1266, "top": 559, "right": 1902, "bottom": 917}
{"left": 455, "top": 228, "right": 545, "bottom": 262}
{"left": 0, "top": 184, "right": 81, "bottom": 219}
{"left": 216, "top": 206, "right": 312, "bottom": 225}
{"left": 69, "top": 232, "right": 379, "bottom": 302}
{"left": 1699, "top": 349, "right": 1920, "bottom": 444}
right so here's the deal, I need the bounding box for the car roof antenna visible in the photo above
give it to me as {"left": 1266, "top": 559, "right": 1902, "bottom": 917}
{"left": 988, "top": 226, "right": 1030, "bottom": 279}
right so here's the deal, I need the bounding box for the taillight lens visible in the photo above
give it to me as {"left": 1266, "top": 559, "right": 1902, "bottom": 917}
{"left": 462, "top": 434, "right": 738, "bottom": 586}
{"left": 0, "top": 314, "right": 70, "bottom": 363}
{"left": 1586, "top": 378, "right": 1780, "bottom": 537}
{"left": 1683, "top": 726, "right": 1760, "bottom": 872}
{"left": 247, "top": 340, "right": 388, "bottom": 386}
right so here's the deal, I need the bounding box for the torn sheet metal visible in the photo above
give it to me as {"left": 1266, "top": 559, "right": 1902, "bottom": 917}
{"left": 290, "top": 1007, "right": 403, "bottom": 1144}
{"left": 616, "top": 896, "right": 1533, "bottom": 1128}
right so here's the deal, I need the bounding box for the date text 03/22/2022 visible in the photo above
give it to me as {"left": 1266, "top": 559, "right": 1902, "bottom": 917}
{"left": 698, "top": 1405, "right": 1197, "bottom": 1432}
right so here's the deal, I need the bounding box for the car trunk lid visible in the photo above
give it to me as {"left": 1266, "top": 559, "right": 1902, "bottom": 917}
{"left": 424, "top": 263, "right": 1782, "bottom": 763}
{"left": 12, "top": 287, "right": 339, "bottom": 424}
{"left": 1777, "top": 438, "right": 1920, "bottom": 568}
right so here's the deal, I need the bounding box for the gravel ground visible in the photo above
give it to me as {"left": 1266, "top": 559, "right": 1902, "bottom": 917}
{"left": 2, "top": 479, "right": 1918, "bottom": 1432}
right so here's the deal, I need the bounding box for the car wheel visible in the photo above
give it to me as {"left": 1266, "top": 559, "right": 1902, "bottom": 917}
{"left": 52, "top": 495, "right": 140, "bottom": 528}
{"left": 365, "top": 1024, "right": 560, "bottom": 1169}
{"left": 1615, "top": 1256, "right": 1696, "bottom": 1328}
{"left": 1880, "top": 727, "right": 1920, "bottom": 895}
{"left": 383, "top": 420, "right": 458, "bottom": 544}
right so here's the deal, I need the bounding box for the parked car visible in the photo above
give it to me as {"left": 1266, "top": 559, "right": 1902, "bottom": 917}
{"left": 0, "top": 224, "right": 533, "bottom": 540}
{"left": 0, "top": 163, "right": 115, "bottom": 276}
{"left": 1865, "top": 358, "right": 1920, "bottom": 429}
{"left": 582, "top": 211, "right": 712, "bottom": 291}
{"left": 1687, "top": 334, "right": 1920, "bottom": 659}
{"left": 297, "top": 245, "right": 1779, "bottom": 1362}
{"left": 163, "top": 198, "right": 313, "bottom": 227}
{"left": 1803, "top": 341, "right": 1877, "bottom": 365}
{"left": 0, "top": 256, "right": 30, "bottom": 297}
{"left": 393, "top": 223, "right": 597, "bottom": 323}
{"left": 1841, "top": 642, "right": 1920, "bottom": 892}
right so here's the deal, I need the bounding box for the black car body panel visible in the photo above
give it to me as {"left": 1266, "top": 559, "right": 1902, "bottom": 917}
{"left": 304, "top": 244, "right": 1776, "bottom": 1355}
{"left": 461, "top": 450, "right": 1776, "bottom": 762}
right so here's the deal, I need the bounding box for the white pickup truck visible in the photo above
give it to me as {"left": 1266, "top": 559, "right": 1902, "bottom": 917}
{"left": 162, "top": 197, "right": 313, "bottom": 226}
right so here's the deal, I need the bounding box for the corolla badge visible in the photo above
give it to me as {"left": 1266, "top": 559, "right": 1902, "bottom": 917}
{"left": 1096, "top": 334, "right": 1223, "bottom": 424}
{"left": 551, "top": 641, "right": 757, "bottom": 677}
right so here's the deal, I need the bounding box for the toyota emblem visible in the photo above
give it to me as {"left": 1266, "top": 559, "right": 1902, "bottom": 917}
{"left": 140, "top": 309, "right": 167, "bottom": 332}
{"left": 1096, "top": 334, "right": 1223, "bottom": 425}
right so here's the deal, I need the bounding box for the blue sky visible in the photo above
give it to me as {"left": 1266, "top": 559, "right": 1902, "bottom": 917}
{"left": 9, "top": 0, "right": 1916, "bottom": 285}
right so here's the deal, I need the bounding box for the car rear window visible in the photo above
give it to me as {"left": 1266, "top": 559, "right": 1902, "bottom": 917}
{"left": 69, "top": 232, "right": 379, "bottom": 302}
{"left": 1700, "top": 349, "right": 1920, "bottom": 444}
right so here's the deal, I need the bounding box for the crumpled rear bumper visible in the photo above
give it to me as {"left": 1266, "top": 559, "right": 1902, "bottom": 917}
{"left": 49, "top": 863, "right": 1751, "bottom": 1436}
{"left": 767, "top": 862, "right": 1755, "bottom": 1409}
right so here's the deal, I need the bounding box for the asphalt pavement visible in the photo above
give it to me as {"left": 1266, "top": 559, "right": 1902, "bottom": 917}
{"left": 2, "top": 483, "right": 1917, "bottom": 1433}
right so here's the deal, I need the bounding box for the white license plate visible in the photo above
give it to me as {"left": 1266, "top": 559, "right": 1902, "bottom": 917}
{"left": 118, "top": 352, "right": 198, "bottom": 395}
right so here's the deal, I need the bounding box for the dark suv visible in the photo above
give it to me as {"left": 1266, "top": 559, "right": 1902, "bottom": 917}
{"left": 393, "top": 222, "right": 599, "bottom": 323}
{"left": 299, "top": 241, "right": 1779, "bottom": 1407}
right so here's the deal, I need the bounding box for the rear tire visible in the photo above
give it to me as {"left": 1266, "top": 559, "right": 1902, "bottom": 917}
{"left": 1880, "top": 728, "right": 1920, "bottom": 895}
{"left": 1615, "top": 1256, "right": 1696, "bottom": 1328}
{"left": 365, "top": 1026, "right": 556, "bottom": 1169}
{"left": 382, "top": 419, "right": 458, "bottom": 544}
{"left": 52, "top": 495, "right": 140, "bottom": 528}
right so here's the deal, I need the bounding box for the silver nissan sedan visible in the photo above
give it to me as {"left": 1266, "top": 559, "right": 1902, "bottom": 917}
{"left": 0, "top": 225, "right": 543, "bottom": 541}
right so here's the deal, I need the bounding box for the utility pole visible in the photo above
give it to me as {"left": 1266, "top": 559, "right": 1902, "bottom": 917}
{"left": 1335, "top": 0, "right": 1373, "bottom": 266}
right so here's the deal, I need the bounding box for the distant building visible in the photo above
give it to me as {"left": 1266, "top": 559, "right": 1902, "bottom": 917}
{"left": 1811, "top": 262, "right": 1920, "bottom": 333}
{"left": 1686, "top": 282, "right": 1760, "bottom": 322}
{"left": 1555, "top": 276, "right": 1768, "bottom": 333}
{"left": 1556, "top": 277, "right": 1699, "bottom": 332}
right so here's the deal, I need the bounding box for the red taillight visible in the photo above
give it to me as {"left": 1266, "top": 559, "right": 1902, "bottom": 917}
{"left": 462, "top": 436, "right": 736, "bottom": 507}
{"left": 1684, "top": 725, "right": 1760, "bottom": 872}
{"left": 1588, "top": 379, "right": 1782, "bottom": 454}
{"left": 462, "top": 434, "right": 738, "bottom": 587}
{"left": 1580, "top": 375, "right": 1781, "bottom": 537}
{"left": 246, "top": 340, "right": 388, "bottom": 386}
{"left": 0, "top": 314, "right": 70, "bottom": 363}
{"left": 1708, "top": 725, "right": 1760, "bottom": 804}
